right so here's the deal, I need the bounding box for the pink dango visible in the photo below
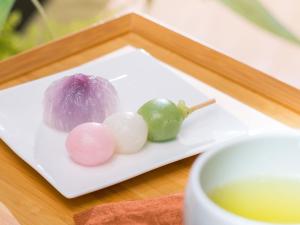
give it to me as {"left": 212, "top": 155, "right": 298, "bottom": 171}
{"left": 66, "top": 122, "right": 115, "bottom": 166}
{"left": 44, "top": 74, "right": 118, "bottom": 132}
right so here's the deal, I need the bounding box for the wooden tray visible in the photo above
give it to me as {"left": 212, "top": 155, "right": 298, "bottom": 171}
{"left": 0, "top": 13, "right": 299, "bottom": 225}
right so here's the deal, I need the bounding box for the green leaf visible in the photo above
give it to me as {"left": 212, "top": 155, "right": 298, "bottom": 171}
{"left": 0, "top": 12, "right": 22, "bottom": 60}
{"left": 0, "top": 0, "right": 15, "bottom": 31}
{"left": 218, "top": 0, "right": 300, "bottom": 45}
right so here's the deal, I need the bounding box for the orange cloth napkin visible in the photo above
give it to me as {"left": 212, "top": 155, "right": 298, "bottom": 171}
{"left": 74, "top": 193, "right": 183, "bottom": 225}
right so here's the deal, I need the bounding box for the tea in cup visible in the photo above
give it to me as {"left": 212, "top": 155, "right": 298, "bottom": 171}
{"left": 185, "top": 133, "right": 300, "bottom": 225}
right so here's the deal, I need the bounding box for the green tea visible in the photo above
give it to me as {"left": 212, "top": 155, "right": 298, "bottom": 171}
{"left": 209, "top": 178, "right": 300, "bottom": 224}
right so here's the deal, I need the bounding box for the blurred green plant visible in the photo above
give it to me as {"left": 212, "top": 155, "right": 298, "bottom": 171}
{"left": 0, "top": 0, "right": 15, "bottom": 30}
{"left": 0, "top": 0, "right": 119, "bottom": 60}
{"left": 30, "top": 0, "right": 54, "bottom": 38}
{"left": 0, "top": 0, "right": 18, "bottom": 60}
{"left": 0, "top": 12, "right": 24, "bottom": 59}
{"left": 218, "top": 0, "right": 300, "bottom": 44}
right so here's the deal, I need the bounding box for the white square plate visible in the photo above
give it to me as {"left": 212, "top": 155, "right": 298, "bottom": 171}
{"left": 0, "top": 49, "right": 247, "bottom": 198}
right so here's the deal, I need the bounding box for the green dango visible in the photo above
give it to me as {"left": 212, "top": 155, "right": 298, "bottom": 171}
{"left": 138, "top": 98, "right": 215, "bottom": 142}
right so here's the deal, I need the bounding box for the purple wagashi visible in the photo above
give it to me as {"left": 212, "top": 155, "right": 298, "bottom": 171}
{"left": 43, "top": 73, "right": 119, "bottom": 132}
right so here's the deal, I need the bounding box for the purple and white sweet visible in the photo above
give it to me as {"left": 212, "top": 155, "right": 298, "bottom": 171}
{"left": 43, "top": 74, "right": 119, "bottom": 132}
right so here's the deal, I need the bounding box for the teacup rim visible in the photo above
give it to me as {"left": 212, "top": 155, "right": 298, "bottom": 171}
{"left": 189, "top": 131, "right": 300, "bottom": 225}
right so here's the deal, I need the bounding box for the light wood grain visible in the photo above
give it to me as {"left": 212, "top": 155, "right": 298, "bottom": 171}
{"left": 131, "top": 13, "right": 300, "bottom": 113}
{"left": 0, "top": 14, "right": 300, "bottom": 225}
{"left": 0, "top": 203, "right": 21, "bottom": 225}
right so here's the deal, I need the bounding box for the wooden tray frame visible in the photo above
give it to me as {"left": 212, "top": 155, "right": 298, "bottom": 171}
{"left": 0, "top": 13, "right": 299, "bottom": 225}
{"left": 1, "top": 13, "right": 300, "bottom": 113}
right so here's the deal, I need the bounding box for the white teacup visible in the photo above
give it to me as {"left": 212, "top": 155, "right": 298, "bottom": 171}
{"left": 185, "top": 132, "right": 300, "bottom": 225}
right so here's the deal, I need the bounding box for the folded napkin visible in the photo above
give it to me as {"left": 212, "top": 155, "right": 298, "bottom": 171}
{"left": 74, "top": 193, "right": 183, "bottom": 225}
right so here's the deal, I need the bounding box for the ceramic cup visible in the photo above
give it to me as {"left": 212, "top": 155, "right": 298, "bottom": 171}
{"left": 185, "top": 132, "right": 300, "bottom": 225}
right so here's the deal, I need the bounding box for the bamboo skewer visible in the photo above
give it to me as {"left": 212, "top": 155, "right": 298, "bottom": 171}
{"left": 189, "top": 99, "right": 216, "bottom": 114}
